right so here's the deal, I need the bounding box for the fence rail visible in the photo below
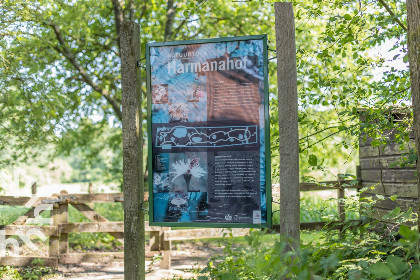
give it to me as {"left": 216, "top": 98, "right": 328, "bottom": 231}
{"left": 0, "top": 174, "right": 361, "bottom": 269}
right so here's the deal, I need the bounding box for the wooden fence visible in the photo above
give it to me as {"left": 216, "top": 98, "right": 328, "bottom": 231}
{"left": 0, "top": 175, "right": 361, "bottom": 269}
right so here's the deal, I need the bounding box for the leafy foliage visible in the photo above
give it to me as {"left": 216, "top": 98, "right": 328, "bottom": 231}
{"left": 192, "top": 194, "right": 420, "bottom": 280}
{"left": 0, "top": 259, "right": 57, "bottom": 280}
{"left": 0, "top": 0, "right": 412, "bottom": 184}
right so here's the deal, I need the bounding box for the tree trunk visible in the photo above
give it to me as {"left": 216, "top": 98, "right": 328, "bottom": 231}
{"left": 407, "top": 0, "right": 420, "bottom": 231}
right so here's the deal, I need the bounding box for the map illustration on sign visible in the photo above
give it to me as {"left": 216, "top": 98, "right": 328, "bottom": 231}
{"left": 155, "top": 125, "right": 258, "bottom": 149}
{"left": 147, "top": 35, "right": 270, "bottom": 228}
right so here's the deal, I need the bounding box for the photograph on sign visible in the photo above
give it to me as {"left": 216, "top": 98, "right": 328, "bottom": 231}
{"left": 146, "top": 35, "right": 271, "bottom": 228}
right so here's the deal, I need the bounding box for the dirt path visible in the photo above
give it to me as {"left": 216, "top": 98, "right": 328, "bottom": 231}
{"left": 49, "top": 242, "right": 223, "bottom": 280}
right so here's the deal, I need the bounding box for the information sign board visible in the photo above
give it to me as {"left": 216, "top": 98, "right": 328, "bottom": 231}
{"left": 146, "top": 35, "right": 271, "bottom": 228}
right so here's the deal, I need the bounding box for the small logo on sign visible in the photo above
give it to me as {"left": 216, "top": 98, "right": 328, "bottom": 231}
{"left": 225, "top": 214, "right": 232, "bottom": 221}
{"left": 253, "top": 210, "right": 261, "bottom": 224}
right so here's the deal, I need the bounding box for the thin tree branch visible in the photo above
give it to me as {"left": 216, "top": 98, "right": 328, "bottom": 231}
{"left": 172, "top": 0, "right": 207, "bottom": 40}
{"left": 164, "top": 0, "right": 176, "bottom": 41}
{"left": 127, "top": 0, "right": 134, "bottom": 21}
{"left": 139, "top": 1, "right": 148, "bottom": 21}
{"left": 299, "top": 125, "right": 341, "bottom": 141}
{"left": 111, "top": 0, "right": 125, "bottom": 53}
{"left": 378, "top": 0, "right": 408, "bottom": 32}
{"left": 50, "top": 23, "right": 122, "bottom": 121}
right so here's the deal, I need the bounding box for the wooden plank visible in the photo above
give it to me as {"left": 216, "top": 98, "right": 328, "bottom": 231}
{"left": 0, "top": 257, "right": 57, "bottom": 267}
{"left": 144, "top": 221, "right": 166, "bottom": 232}
{"left": 371, "top": 207, "right": 418, "bottom": 225}
{"left": 0, "top": 225, "right": 57, "bottom": 236}
{"left": 383, "top": 183, "right": 418, "bottom": 198}
{"left": 362, "top": 182, "right": 385, "bottom": 195}
{"left": 272, "top": 220, "right": 362, "bottom": 232}
{"left": 381, "top": 156, "right": 417, "bottom": 168}
{"left": 146, "top": 251, "right": 160, "bottom": 258}
{"left": 71, "top": 203, "right": 109, "bottom": 223}
{"left": 360, "top": 158, "right": 381, "bottom": 169}
{"left": 70, "top": 193, "right": 123, "bottom": 203}
{"left": 69, "top": 192, "right": 148, "bottom": 203}
{"left": 0, "top": 196, "right": 47, "bottom": 206}
{"left": 359, "top": 134, "right": 375, "bottom": 147}
{"left": 163, "top": 228, "right": 250, "bottom": 241}
{"left": 359, "top": 146, "right": 379, "bottom": 158}
{"left": 363, "top": 193, "right": 418, "bottom": 210}
{"left": 275, "top": 1, "right": 300, "bottom": 247}
{"left": 360, "top": 156, "right": 416, "bottom": 170}
{"left": 382, "top": 169, "right": 417, "bottom": 183}
{"left": 299, "top": 180, "right": 361, "bottom": 191}
{"left": 70, "top": 203, "right": 123, "bottom": 242}
{"left": 121, "top": 21, "right": 145, "bottom": 280}
{"left": 12, "top": 208, "right": 36, "bottom": 225}
{"left": 379, "top": 140, "right": 415, "bottom": 156}
{"left": 60, "top": 222, "right": 123, "bottom": 233}
{"left": 360, "top": 129, "right": 415, "bottom": 148}
{"left": 59, "top": 252, "right": 124, "bottom": 264}
{"left": 361, "top": 170, "right": 381, "bottom": 182}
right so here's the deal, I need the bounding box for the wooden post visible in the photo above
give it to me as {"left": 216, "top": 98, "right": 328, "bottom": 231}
{"left": 338, "top": 182, "right": 345, "bottom": 223}
{"left": 88, "top": 183, "right": 94, "bottom": 208}
{"left": 149, "top": 231, "right": 160, "bottom": 251}
{"left": 48, "top": 204, "right": 59, "bottom": 259}
{"left": 31, "top": 182, "right": 37, "bottom": 196}
{"left": 121, "top": 21, "right": 145, "bottom": 280}
{"left": 406, "top": 0, "right": 420, "bottom": 232}
{"left": 88, "top": 183, "right": 94, "bottom": 194}
{"left": 337, "top": 179, "right": 345, "bottom": 237}
{"left": 59, "top": 191, "right": 68, "bottom": 257}
{"left": 159, "top": 228, "right": 171, "bottom": 269}
{"left": 275, "top": 2, "right": 300, "bottom": 247}
{"left": 356, "top": 165, "right": 362, "bottom": 220}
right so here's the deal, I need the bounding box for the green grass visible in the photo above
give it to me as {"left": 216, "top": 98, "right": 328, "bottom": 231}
{"left": 272, "top": 192, "right": 360, "bottom": 225}
{"left": 0, "top": 206, "right": 29, "bottom": 225}
{"left": 66, "top": 203, "right": 124, "bottom": 251}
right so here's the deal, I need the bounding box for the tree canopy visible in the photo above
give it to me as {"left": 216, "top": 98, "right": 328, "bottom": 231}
{"left": 0, "top": 0, "right": 412, "bottom": 186}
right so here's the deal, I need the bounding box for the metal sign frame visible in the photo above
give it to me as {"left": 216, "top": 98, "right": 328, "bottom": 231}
{"left": 146, "top": 35, "right": 271, "bottom": 228}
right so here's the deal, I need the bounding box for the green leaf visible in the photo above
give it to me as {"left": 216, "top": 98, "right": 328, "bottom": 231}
{"left": 369, "top": 262, "right": 393, "bottom": 279}
{"left": 386, "top": 256, "right": 407, "bottom": 276}
{"left": 371, "top": 140, "right": 381, "bottom": 147}
{"left": 410, "top": 269, "right": 420, "bottom": 280}
{"left": 344, "top": 14, "right": 352, "bottom": 20}
{"left": 220, "top": 273, "right": 236, "bottom": 280}
{"left": 399, "top": 225, "right": 419, "bottom": 243}
{"left": 308, "top": 154, "right": 318, "bottom": 166}
{"left": 382, "top": 207, "right": 400, "bottom": 219}
{"left": 408, "top": 153, "right": 417, "bottom": 163}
